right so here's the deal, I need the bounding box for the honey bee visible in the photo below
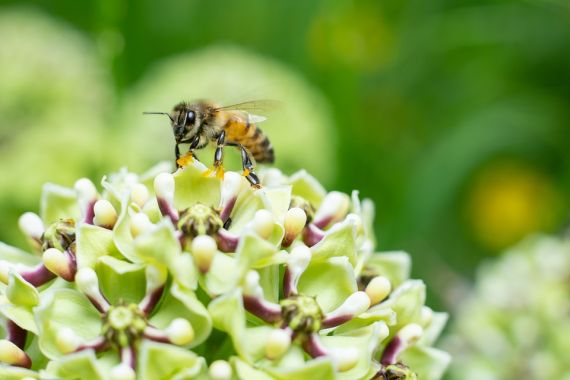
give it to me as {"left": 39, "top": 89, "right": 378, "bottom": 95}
{"left": 145, "top": 100, "right": 276, "bottom": 187}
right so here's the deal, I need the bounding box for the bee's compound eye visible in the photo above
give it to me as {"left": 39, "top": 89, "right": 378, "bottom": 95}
{"left": 186, "top": 111, "right": 196, "bottom": 125}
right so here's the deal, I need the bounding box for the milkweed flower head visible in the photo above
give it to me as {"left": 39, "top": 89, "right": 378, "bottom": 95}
{"left": 0, "top": 159, "right": 450, "bottom": 379}
{"left": 445, "top": 235, "right": 570, "bottom": 380}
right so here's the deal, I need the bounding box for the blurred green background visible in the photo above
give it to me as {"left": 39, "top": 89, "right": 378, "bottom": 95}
{"left": 1, "top": 0, "right": 570, "bottom": 317}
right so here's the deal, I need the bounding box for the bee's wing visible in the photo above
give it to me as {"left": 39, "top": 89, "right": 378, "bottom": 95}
{"left": 215, "top": 100, "right": 281, "bottom": 114}
{"left": 247, "top": 114, "right": 267, "bottom": 124}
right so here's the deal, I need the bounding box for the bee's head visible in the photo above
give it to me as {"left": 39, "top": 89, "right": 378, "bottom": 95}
{"left": 170, "top": 102, "right": 202, "bottom": 143}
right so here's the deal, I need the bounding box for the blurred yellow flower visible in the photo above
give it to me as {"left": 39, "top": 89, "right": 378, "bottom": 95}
{"left": 465, "top": 161, "right": 562, "bottom": 251}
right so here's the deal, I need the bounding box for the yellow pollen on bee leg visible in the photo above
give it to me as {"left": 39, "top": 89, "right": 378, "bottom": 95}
{"left": 242, "top": 168, "right": 250, "bottom": 177}
{"left": 177, "top": 152, "right": 194, "bottom": 167}
{"left": 216, "top": 166, "right": 225, "bottom": 179}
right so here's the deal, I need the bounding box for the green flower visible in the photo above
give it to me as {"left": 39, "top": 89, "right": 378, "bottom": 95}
{"left": 445, "top": 235, "right": 570, "bottom": 380}
{"left": 1, "top": 159, "right": 449, "bottom": 379}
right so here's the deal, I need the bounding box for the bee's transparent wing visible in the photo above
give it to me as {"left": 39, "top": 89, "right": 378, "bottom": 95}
{"left": 215, "top": 100, "right": 281, "bottom": 114}
{"left": 247, "top": 114, "right": 267, "bottom": 124}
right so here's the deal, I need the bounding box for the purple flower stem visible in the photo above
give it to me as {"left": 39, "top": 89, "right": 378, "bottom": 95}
{"left": 157, "top": 197, "right": 179, "bottom": 224}
{"left": 243, "top": 295, "right": 282, "bottom": 323}
{"left": 313, "top": 216, "right": 333, "bottom": 230}
{"left": 139, "top": 285, "right": 165, "bottom": 316}
{"left": 21, "top": 263, "right": 56, "bottom": 287}
{"left": 84, "top": 200, "right": 96, "bottom": 224}
{"left": 220, "top": 197, "right": 236, "bottom": 222}
{"left": 380, "top": 336, "right": 403, "bottom": 365}
{"left": 143, "top": 326, "right": 170, "bottom": 344}
{"left": 7, "top": 319, "right": 27, "bottom": 349}
{"left": 283, "top": 267, "right": 295, "bottom": 298}
{"left": 77, "top": 336, "right": 107, "bottom": 353}
{"left": 217, "top": 229, "right": 239, "bottom": 253}
{"left": 322, "top": 314, "right": 353, "bottom": 329}
{"left": 303, "top": 224, "right": 325, "bottom": 247}
{"left": 302, "top": 333, "right": 329, "bottom": 358}
{"left": 121, "top": 345, "right": 137, "bottom": 370}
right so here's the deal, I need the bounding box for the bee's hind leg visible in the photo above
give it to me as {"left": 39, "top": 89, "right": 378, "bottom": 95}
{"left": 234, "top": 144, "right": 261, "bottom": 188}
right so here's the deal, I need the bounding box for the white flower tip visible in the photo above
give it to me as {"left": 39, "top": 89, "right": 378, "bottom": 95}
{"left": 261, "top": 168, "right": 286, "bottom": 186}
{"left": 314, "top": 191, "right": 350, "bottom": 226}
{"left": 0, "top": 339, "right": 29, "bottom": 366}
{"left": 110, "top": 363, "right": 136, "bottom": 380}
{"left": 284, "top": 207, "right": 307, "bottom": 235}
{"left": 74, "top": 178, "right": 97, "bottom": 199}
{"left": 75, "top": 267, "right": 99, "bottom": 296}
{"left": 420, "top": 306, "right": 434, "bottom": 326}
{"left": 93, "top": 200, "right": 118, "bottom": 228}
{"left": 0, "top": 260, "right": 12, "bottom": 284}
{"left": 330, "top": 347, "right": 359, "bottom": 372}
{"left": 243, "top": 270, "right": 261, "bottom": 295}
{"left": 42, "top": 248, "right": 66, "bottom": 274}
{"left": 191, "top": 235, "right": 217, "bottom": 273}
{"left": 346, "top": 291, "right": 371, "bottom": 316}
{"left": 131, "top": 183, "right": 150, "bottom": 207}
{"left": 221, "top": 172, "right": 242, "bottom": 198}
{"left": 166, "top": 318, "right": 195, "bottom": 345}
{"left": 345, "top": 213, "right": 363, "bottom": 233}
{"left": 365, "top": 276, "right": 392, "bottom": 305}
{"left": 265, "top": 329, "right": 291, "bottom": 359}
{"left": 130, "top": 212, "right": 153, "bottom": 237}
{"left": 288, "top": 244, "right": 312, "bottom": 271}
{"left": 399, "top": 323, "right": 423, "bottom": 345}
{"left": 18, "top": 212, "right": 44, "bottom": 239}
{"left": 253, "top": 209, "right": 274, "bottom": 239}
{"left": 154, "top": 173, "right": 175, "bottom": 199}
{"left": 56, "top": 328, "right": 82, "bottom": 354}
{"left": 209, "top": 360, "right": 233, "bottom": 380}
{"left": 145, "top": 264, "right": 167, "bottom": 291}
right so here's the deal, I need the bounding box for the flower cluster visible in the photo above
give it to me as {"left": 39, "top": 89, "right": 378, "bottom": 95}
{"left": 0, "top": 160, "right": 449, "bottom": 379}
{"left": 445, "top": 235, "right": 570, "bottom": 380}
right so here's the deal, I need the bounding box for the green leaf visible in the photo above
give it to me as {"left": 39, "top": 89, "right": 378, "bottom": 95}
{"left": 40, "top": 183, "right": 80, "bottom": 225}
{"left": 259, "top": 186, "right": 291, "bottom": 221}
{"left": 400, "top": 346, "right": 451, "bottom": 380}
{"left": 236, "top": 233, "right": 282, "bottom": 270}
{"left": 0, "top": 303, "right": 37, "bottom": 334}
{"left": 364, "top": 251, "right": 411, "bottom": 287}
{"left": 173, "top": 164, "right": 221, "bottom": 210}
{"left": 43, "top": 350, "right": 106, "bottom": 380}
{"left": 134, "top": 221, "right": 182, "bottom": 267}
{"left": 0, "top": 242, "right": 39, "bottom": 266}
{"left": 202, "top": 253, "right": 240, "bottom": 296}
{"left": 35, "top": 289, "right": 102, "bottom": 359}
{"left": 420, "top": 311, "right": 448, "bottom": 346}
{"left": 233, "top": 357, "right": 275, "bottom": 380}
{"left": 297, "top": 256, "right": 357, "bottom": 313}
{"left": 228, "top": 188, "right": 264, "bottom": 234}
{"left": 311, "top": 220, "right": 357, "bottom": 266}
{"left": 96, "top": 256, "right": 146, "bottom": 305}
{"left": 0, "top": 366, "right": 39, "bottom": 380}
{"left": 6, "top": 271, "right": 39, "bottom": 307}
{"left": 76, "top": 223, "right": 121, "bottom": 269}
{"left": 289, "top": 170, "right": 326, "bottom": 209}
{"left": 321, "top": 323, "right": 388, "bottom": 380}
{"left": 138, "top": 340, "right": 207, "bottom": 380}
{"left": 149, "top": 283, "right": 212, "bottom": 348}
{"left": 268, "top": 357, "right": 336, "bottom": 380}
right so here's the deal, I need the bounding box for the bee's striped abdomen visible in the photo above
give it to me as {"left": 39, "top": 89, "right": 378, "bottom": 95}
{"left": 225, "top": 118, "right": 275, "bottom": 163}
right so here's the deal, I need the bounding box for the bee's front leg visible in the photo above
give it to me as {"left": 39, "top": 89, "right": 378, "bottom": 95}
{"left": 176, "top": 137, "right": 200, "bottom": 168}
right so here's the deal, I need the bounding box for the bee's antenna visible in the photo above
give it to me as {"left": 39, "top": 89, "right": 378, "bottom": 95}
{"left": 143, "top": 112, "right": 174, "bottom": 122}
